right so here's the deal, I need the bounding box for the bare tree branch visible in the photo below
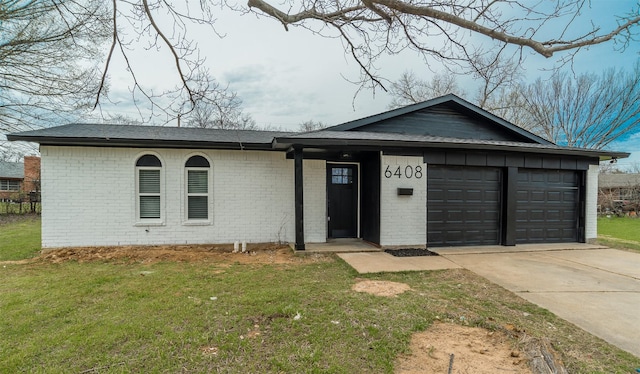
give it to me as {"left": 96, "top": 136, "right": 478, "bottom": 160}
{"left": 389, "top": 60, "right": 640, "bottom": 150}
{"left": 248, "top": 0, "right": 640, "bottom": 89}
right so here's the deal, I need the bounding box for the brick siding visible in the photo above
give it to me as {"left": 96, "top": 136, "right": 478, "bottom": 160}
{"left": 379, "top": 155, "right": 427, "bottom": 247}
{"left": 23, "top": 156, "right": 41, "bottom": 194}
{"left": 40, "top": 146, "right": 325, "bottom": 248}
{"left": 585, "top": 164, "right": 598, "bottom": 241}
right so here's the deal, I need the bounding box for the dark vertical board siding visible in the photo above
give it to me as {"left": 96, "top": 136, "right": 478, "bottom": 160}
{"left": 360, "top": 152, "right": 381, "bottom": 244}
{"left": 446, "top": 152, "right": 466, "bottom": 165}
{"left": 353, "top": 103, "right": 536, "bottom": 142}
{"left": 542, "top": 157, "right": 561, "bottom": 169}
{"left": 466, "top": 152, "right": 487, "bottom": 166}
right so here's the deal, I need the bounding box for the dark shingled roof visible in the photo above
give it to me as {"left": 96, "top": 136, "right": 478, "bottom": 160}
{"left": 8, "top": 123, "right": 629, "bottom": 160}
{"left": 598, "top": 173, "right": 640, "bottom": 188}
{"left": 0, "top": 161, "right": 24, "bottom": 179}
{"left": 7, "top": 123, "right": 294, "bottom": 150}
{"left": 274, "top": 130, "right": 629, "bottom": 160}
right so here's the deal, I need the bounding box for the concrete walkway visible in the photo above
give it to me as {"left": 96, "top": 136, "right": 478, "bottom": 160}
{"left": 442, "top": 247, "right": 640, "bottom": 358}
{"left": 338, "top": 251, "right": 461, "bottom": 273}
{"left": 338, "top": 244, "right": 640, "bottom": 358}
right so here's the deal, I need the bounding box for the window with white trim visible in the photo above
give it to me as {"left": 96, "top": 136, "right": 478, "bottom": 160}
{"left": 136, "top": 155, "right": 162, "bottom": 220}
{"left": 0, "top": 180, "right": 20, "bottom": 191}
{"left": 185, "top": 155, "right": 210, "bottom": 220}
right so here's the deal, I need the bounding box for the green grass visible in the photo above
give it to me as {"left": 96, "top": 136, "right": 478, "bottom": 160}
{"left": 0, "top": 202, "right": 41, "bottom": 214}
{"left": 598, "top": 216, "right": 640, "bottom": 251}
{"left": 0, "top": 214, "right": 41, "bottom": 261}
{"left": 1, "top": 216, "right": 639, "bottom": 373}
{"left": 2, "top": 261, "right": 638, "bottom": 373}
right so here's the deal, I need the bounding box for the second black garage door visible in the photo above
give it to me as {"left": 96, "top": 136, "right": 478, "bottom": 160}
{"left": 427, "top": 166, "right": 502, "bottom": 247}
{"left": 516, "top": 169, "right": 580, "bottom": 244}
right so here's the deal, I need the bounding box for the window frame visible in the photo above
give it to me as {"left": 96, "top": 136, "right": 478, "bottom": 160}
{"left": 135, "top": 154, "right": 164, "bottom": 225}
{"left": 184, "top": 155, "right": 212, "bottom": 224}
{"left": 0, "top": 179, "right": 21, "bottom": 191}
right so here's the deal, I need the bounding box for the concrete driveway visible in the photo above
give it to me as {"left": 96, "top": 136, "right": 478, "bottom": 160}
{"left": 438, "top": 246, "right": 640, "bottom": 358}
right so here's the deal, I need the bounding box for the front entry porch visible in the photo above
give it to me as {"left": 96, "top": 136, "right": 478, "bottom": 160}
{"left": 288, "top": 146, "right": 383, "bottom": 251}
{"left": 293, "top": 238, "right": 380, "bottom": 254}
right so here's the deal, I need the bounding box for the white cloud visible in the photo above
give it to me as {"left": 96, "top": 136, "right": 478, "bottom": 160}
{"left": 97, "top": 1, "right": 639, "bottom": 132}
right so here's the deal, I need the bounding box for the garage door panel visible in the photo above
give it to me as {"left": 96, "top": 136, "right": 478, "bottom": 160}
{"left": 547, "top": 191, "right": 562, "bottom": 201}
{"left": 563, "top": 190, "right": 578, "bottom": 201}
{"left": 545, "top": 210, "right": 562, "bottom": 221}
{"left": 428, "top": 166, "right": 502, "bottom": 247}
{"left": 516, "top": 169, "right": 579, "bottom": 244}
{"left": 485, "top": 190, "right": 500, "bottom": 201}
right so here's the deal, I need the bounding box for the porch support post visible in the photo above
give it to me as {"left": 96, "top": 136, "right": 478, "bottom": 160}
{"left": 294, "top": 146, "right": 305, "bottom": 250}
{"left": 502, "top": 166, "right": 517, "bottom": 246}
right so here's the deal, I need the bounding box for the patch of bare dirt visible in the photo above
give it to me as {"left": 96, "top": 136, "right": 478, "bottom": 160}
{"left": 351, "top": 279, "right": 412, "bottom": 297}
{"left": 351, "top": 279, "right": 565, "bottom": 374}
{"left": 36, "top": 243, "right": 331, "bottom": 265}
{"left": 0, "top": 213, "right": 39, "bottom": 225}
{"left": 396, "top": 322, "right": 533, "bottom": 374}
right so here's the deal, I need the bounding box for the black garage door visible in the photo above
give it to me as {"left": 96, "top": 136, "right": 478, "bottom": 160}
{"left": 428, "top": 166, "right": 502, "bottom": 247}
{"left": 516, "top": 169, "right": 579, "bottom": 244}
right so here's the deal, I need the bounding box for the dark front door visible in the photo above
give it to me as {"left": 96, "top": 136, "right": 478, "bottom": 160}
{"left": 327, "top": 164, "right": 358, "bottom": 238}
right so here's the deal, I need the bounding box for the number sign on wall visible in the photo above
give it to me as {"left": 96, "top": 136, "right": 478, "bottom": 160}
{"left": 384, "top": 165, "right": 423, "bottom": 179}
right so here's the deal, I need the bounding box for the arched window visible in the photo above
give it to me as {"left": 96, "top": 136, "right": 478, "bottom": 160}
{"left": 136, "top": 154, "right": 162, "bottom": 220}
{"left": 185, "top": 155, "right": 210, "bottom": 220}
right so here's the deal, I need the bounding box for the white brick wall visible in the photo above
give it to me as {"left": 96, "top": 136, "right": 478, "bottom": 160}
{"left": 303, "top": 160, "right": 327, "bottom": 243}
{"left": 585, "top": 164, "right": 599, "bottom": 241}
{"left": 41, "top": 145, "right": 596, "bottom": 248}
{"left": 40, "top": 146, "right": 325, "bottom": 248}
{"left": 379, "top": 155, "right": 427, "bottom": 247}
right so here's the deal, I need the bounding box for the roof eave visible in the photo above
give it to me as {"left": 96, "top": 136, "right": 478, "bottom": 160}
{"left": 8, "top": 135, "right": 275, "bottom": 151}
{"left": 273, "top": 137, "right": 629, "bottom": 159}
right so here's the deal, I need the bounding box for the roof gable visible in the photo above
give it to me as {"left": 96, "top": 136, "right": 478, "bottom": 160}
{"left": 326, "top": 94, "right": 553, "bottom": 145}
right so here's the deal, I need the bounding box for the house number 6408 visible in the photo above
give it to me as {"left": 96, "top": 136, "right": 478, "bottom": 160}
{"left": 384, "top": 165, "right": 423, "bottom": 179}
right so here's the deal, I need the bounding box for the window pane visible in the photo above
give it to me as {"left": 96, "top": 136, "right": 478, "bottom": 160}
{"left": 188, "top": 196, "right": 208, "bottom": 219}
{"left": 331, "top": 167, "right": 355, "bottom": 185}
{"left": 188, "top": 170, "right": 208, "bottom": 194}
{"left": 185, "top": 155, "right": 210, "bottom": 167}
{"left": 1, "top": 180, "right": 20, "bottom": 191}
{"left": 140, "top": 196, "right": 160, "bottom": 218}
{"left": 136, "top": 155, "right": 162, "bottom": 167}
{"left": 139, "top": 170, "right": 160, "bottom": 193}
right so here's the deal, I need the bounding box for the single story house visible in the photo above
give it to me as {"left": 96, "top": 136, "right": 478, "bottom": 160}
{"left": 0, "top": 156, "right": 41, "bottom": 201}
{"left": 8, "top": 95, "right": 627, "bottom": 249}
{"left": 0, "top": 160, "right": 23, "bottom": 201}
{"left": 598, "top": 173, "right": 640, "bottom": 215}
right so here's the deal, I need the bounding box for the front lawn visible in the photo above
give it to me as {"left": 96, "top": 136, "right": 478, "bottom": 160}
{"left": 0, "top": 214, "right": 41, "bottom": 261}
{"left": 1, "top": 216, "right": 639, "bottom": 372}
{"left": 2, "top": 263, "right": 639, "bottom": 372}
{"left": 598, "top": 216, "right": 640, "bottom": 251}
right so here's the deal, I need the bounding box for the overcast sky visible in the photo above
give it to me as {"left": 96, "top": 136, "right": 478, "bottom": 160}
{"left": 101, "top": 1, "right": 640, "bottom": 167}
